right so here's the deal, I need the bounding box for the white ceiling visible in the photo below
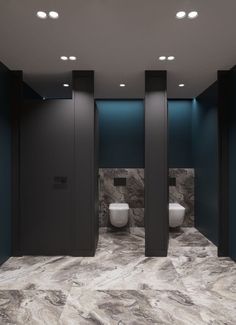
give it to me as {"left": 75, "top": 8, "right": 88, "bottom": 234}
{"left": 0, "top": 0, "right": 236, "bottom": 99}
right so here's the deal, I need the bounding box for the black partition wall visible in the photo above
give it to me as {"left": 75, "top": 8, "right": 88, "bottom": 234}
{"left": 145, "top": 71, "right": 168, "bottom": 256}
{"left": 218, "top": 68, "right": 236, "bottom": 261}
{"left": 13, "top": 71, "right": 98, "bottom": 256}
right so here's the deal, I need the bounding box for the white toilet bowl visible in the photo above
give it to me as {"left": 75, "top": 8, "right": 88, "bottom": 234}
{"left": 109, "top": 203, "right": 129, "bottom": 227}
{"left": 169, "top": 203, "right": 185, "bottom": 228}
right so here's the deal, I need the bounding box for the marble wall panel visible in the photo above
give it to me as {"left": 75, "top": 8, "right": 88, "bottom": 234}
{"left": 169, "top": 169, "right": 194, "bottom": 227}
{"left": 99, "top": 169, "right": 144, "bottom": 227}
{"left": 99, "top": 168, "right": 194, "bottom": 227}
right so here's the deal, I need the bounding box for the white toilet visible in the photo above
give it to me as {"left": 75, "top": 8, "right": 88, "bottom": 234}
{"left": 109, "top": 203, "right": 129, "bottom": 227}
{"left": 169, "top": 203, "right": 185, "bottom": 228}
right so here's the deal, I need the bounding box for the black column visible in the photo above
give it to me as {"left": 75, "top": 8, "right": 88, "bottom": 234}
{"left": 11, "top": 71, "right": 23, "bottom": 256}
{"left": 218, "top": 71, "right": 230, "bottom": 256}
{"left": 145, "top": 71, "right": 168, "bottom": 257}
{"left": 73, "top": 71, "right": 98, "bottom": 256}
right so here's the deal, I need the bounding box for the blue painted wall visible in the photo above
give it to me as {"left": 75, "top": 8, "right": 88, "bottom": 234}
{"left": 193, "top": 83, "right": 219, "bottom": 245}
{"left": 168, "top": 100, "right": 193, "bottom": 168}
{"left": 0, "top": 63, "right": 11, "bottom": 265}
{"left": 97, "top": 99, "right": 194, "bottom": 168}
{"left": 96, "top": 100, "right": 145, "bottom": 168}
{"left": 229, "top": 70, "right": 236, "bottom": 260}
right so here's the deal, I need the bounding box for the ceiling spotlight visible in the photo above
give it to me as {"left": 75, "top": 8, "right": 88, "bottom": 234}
{"left": 120, "top": 83, "right": 126, "bottom": 87}
{"left": 179, "top": 83, "right": 185, "bottom": 87}
{"left": 159, "top": 56, "right": 166, "bottom": 61}
{"left": 188, "top": 11, "right": 198, "bottom": 19}
{"left": 37, "top": 11, "right": 47, "bottom": 19}
{"left": 167, "top": 56, "right": 175, "bottom": 61}
{"left": 69, "top": 56, "right": 77, "bottom": 61}
{"left": 60, "top": 56, "right": 68, "bottom": 61}
{"left": 49, "top": 11, "right": 59, "bottom": 19}
{"left": 63, "top": 83, "right": 70, "bottom": 87}
{"left": 176, "top": 11, "right": 186, "bottom": 19}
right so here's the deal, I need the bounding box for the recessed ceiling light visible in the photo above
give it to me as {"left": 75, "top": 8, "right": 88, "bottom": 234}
{"left": 159, "top": 56, "right": 166, "bottom": 61}
{"left": 176, "top": 11, "right": 186, "bottom": 19}
{"left": 188, "top": 11, "right": 198, "bottom": 19}
{"left": 69, "top": 56, "right": 77, "bottom": 61}
{"left": 63, "top": 83, "right": 70, "bottom": 87}
{"left": 60, "top": 56, "right": 68, "bottom": 61}
{"left": 49, "top": 11, "right": 59, "bottom": 19}
{"left": 167, "top": 56, "right": 175, "bottom": 61}
{"left": 179, "top": 83, "right": 185, "bottom": 87}
{"left": 37, "top": 11, "right": 47, "bottom": 19}
{"left": 120, "top": 83, "right": 126, "bottom": 87}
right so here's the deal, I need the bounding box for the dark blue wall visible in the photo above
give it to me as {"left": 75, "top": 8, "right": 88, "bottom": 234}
{"left": 97, "top": 99, "right": 194, "bottom": 168}
{"left": 193, "top": 83, "right": 219, "bottom": 245}
{"left": 96, "top": 100, "right": 145, "bottom": 168}
{"left": 229, "top": 70, "right": 236, "bottom": 259}
{"left": 0, "top": 63, "right": 12, "bottom": 264}
{"left": 168, "top": 100, "right": 193, "bottom": 167}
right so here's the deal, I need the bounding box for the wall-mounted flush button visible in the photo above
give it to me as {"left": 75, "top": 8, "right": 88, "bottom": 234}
{"left": 169, "top": 177, "right": 176, "bottom": 186}
{"left": 53, "top": 176, "right": 68, "bottom": 189}
{"left": 114, "top": 178, "right": 126, "bottom": 186}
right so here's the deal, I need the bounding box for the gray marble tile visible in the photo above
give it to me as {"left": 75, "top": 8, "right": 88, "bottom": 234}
{"left": 0, "top": 256, "right": 82, "bottom": 291}
{"left": 186, "top": 288, "right": 236, "bottom": 325}
{"left": 0, "top": 227, "right": 235, "bottom": 324}
{"left": 59, "top": 289, "right": 211, "bottom": 325}
{"left": 171, "top": 255, "right": 236, "bottom": 297}
{"left": 169, "top": 227, "right": 213, "bottom": 248}
{"left": 72, "top": 229, "right": 185, "bottom": 291}
{"left": 168, "top": 228, "right": 217, "bottom": 258}
{"left": 0, "top": 290, "right": 66, "bottom": 325}
{"left": 170, "top": 255, "right": 236, "bottom": 324}
{"left": 129, "top": 208, "right": 144, "bottom": 227}
{"left": 169, "top": 168, "right": 194, "bottom": 227}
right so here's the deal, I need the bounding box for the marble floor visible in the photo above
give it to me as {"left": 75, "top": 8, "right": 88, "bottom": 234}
{"left": 0, "top": 227, "right": 235, "bottom": 324}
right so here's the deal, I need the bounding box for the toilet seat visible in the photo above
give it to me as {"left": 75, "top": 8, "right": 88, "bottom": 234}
{"left": 109, "top": 203, "right": 129, "bottom": 210}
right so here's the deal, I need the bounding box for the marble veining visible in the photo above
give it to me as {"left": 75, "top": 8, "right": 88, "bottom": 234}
{"left": 0, "top": 228, "right": 235, "bottom": 324}
{"left": 99, "top": 168, "right": 195, "bottom": 228}
{"left": 99, "top": 168, "right": 145, "bottom": 227}
{"left": 169, "top": 168, "right": 195, "bottom": 227}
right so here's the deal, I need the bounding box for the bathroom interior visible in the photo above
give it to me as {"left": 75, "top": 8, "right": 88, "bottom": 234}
{"left": 0, "top": 75, "right": 234, "bottom": 325}
{"left": 97, "top": 98, "right": 194, "bottom": 245}
{"left": 2, "top": 70, "right": 220, "bottom": 259}
{"left": 1, "top": 2, "right": 236, "bottom": 323}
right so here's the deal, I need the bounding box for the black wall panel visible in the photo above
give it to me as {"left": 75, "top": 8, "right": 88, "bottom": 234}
{"left": 73, "top": 71, "right": 97, "bottom": 255}
{"left": 14, "top": 71, "right": 97, "bottom": 256}
{"left": 218, "top": 71, "right": 230, "bottom": 256}
{"left": 145, "top": 71, "right": 168, "bottom": 256}
{"left": 218, "top": 69, "right": 236, "bottom": 260}
{"left": 20, "top": 99, "right": 75, "bottom": 254}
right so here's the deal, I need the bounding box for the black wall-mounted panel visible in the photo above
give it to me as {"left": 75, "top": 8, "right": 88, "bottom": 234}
{"left": 114, "top": 178, "right": 126, "bottom": 186}
{"left": 20, "top": 99, "right": 75, "bottom": 254}
{"left": 0, "top": 62, "right": 12, "bottom": 264}
{"left": 145, "top": 71, "right": 168, "bottom": 257}
{"left": 228, "top": 69, "right": 236, "bottom": 261}
{"left": 169, "top": 177, "right": 176, "bottom": 186}
{"left": 218, "top": 71, "right": 230, "bottom": 256}
{"left": 218, "top": 69, "right": 236, "bottom": 260}
{"left": 15, "top": 71, "right": 97, "bottom": 256}
{"left": 11, "top": 71, "right": 23, "bottom": 256}
{"left": 73, "top": 71, "right": 97, "bottom": 255}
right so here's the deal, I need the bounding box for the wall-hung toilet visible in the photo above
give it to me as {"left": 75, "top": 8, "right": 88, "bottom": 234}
{"left": 109, "top": 203, "right": 129, "bottom": 227}
{"left": 169, "top": 203, "right": 185, "bottom": 228}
